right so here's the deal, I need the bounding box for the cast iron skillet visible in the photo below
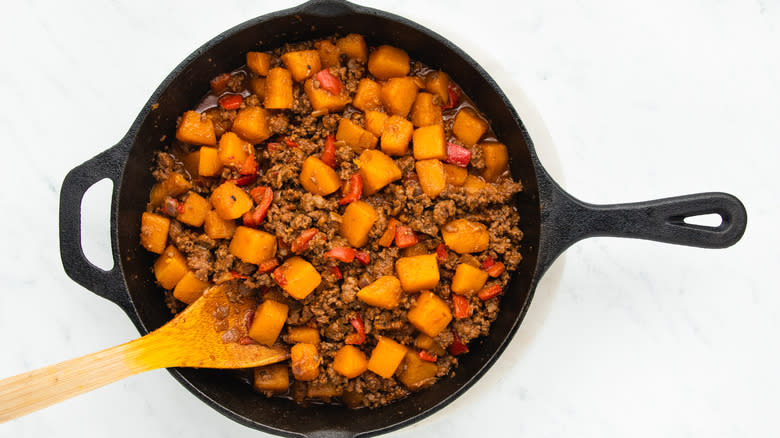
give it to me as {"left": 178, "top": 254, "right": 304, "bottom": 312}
{"left": 58, "top": 0, "right": 747, "bottom": 436}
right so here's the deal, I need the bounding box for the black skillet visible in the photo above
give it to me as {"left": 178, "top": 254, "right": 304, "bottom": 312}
{"left": 58, "top": 0, "right": 747, "bottom": 436}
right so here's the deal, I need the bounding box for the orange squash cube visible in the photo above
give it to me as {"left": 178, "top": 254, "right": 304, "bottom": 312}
{"left": 463, "top": 175, "right": 487, "bottom": 194}
{"left": 364, "top": 110, "right": 388, "bottom": 137}
{"left": 407, "top": 291, "right": 452, "bottom": 337}
{"left": 424, "top": 71, "right": 451, "bottom": 105}
{"left": 218, "top": 132, "right": 252, "bottom": 168}
{"left": 232, "top": 106, "right": 272, "bottom": 143}
{"left": 172, "top": 271, "right": 210, "bottom": 304}
{"left": 380, "top": 115, "right": 413, "bottom": 156}
{"left": 300, "top": 156, "right": 341, "bottom": 196}
{"left": 398, "top": 350, "right": 438, "bottom": 391}
{"left": 287, "top": 327, "right": 320, "bottom": 345}
{"left": 481, "top": 142, "right": 509, "bottom": 181}
{"left": 441, "top": 219, "right": 490, "bottom": 254}
{"left": 395, "top": 254, "right": 440, "bottom": 293}
{"left": 176, "top": 110, "right": 216, "bottom": 146}
{"left": 415, "top": 333, "right": 446, "bottom": 356}
{"left": 149, "top": 173, "right": 192, "bottom": 207}
{"left": 290, "top": 343, "right": 321, "bottom": 381}
{"left": 229, "top": 226, "right": 277, "bottom": 265}
{"left": 274, "top": 256, "right": 322, "bottom": 300}
{"left": 176, "top": 192, "right": 211, "bottom": 227}
{"left": 153, "top": 245, "right": 189, "bottom": 290}
{"left": 248, "top": 299, "right": 289, "bottom": 346}
{"left": 140, "top": 212, "right": 170, "bottom": 254}
{"left": 333, "top": 345, "right": 369, "bottom": 379}
{"left": 281, "top": 50, "right": 322, "bottom": 82}
{"left": 198, "top": 146, "right": 223, "bottom": 177}
{"left": 357, "top": 149, "right": 402, "bottom": 195}
{"left": 246, "top": 51, "right": 272, "bottom": 76}
{"left": 412, "top": 125, "right": 447, "bottom": 160}
{"left": 315, "top": 40, "right": 341, "bottom": 68}
{"left": 451, "top": 263, "right": 489, "bottom": 295}
{"left": 357, "top": 276, "right": 403, "bottom": 309}
{"left": 203, "top": 210, "right": 237, "bottom": 240}
{"left": 340, "top": 200, "right": 379, "bottom": 248}
{"left": 452, "top": 108, "right": 488, "bottom": 146}
{"left": 336, "top": 34, "right": 368, "bottom": 63}
{"left": 307, "top": 383, "right": 343, "bottom": 400}
{"left": 336, "top": 118, "right": 377, "bottom": 151}
{"left": 444, "top": 164, "right": 468, "bottom": 186}
{"left": 410, "top": 92, "right": 442, "bottom": 127}
{"left": 253, "top": 364, "right": 289, "bottom": 394}
{"left": 380, "top": 77, "right": 418, "bottom": 117}
{"left": 210, "top": 182, "right": 253, "bottom": 220}
{"left": 182, "top": 151, "right": 200, "bottom": 177}
{"left": 263, "top": 67, "right": 294, "bottom": 110}
{"left": 304, "top": 78, "right": 350, "bottom": 113}
{"left": 415, "top": 159, "right": 446, "bottom": 199}
{"left": 367, "top": 336, "right": 407, "bottom": 378}
{"left": 368, "top": 45, "right": 410, "bottom": 80}
{"left": 249, "top": 77, "right": 266, "bottom": 100}
{"left": 352, "top": 78, "right": 382, "bottom": 112}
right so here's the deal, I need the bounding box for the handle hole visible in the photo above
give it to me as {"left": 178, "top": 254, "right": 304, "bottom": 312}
{"left": 81, "top": 178, "right": 114, "bottom": 271}
{"left": 682, "top": 213, "right": 723, "bottom": 228}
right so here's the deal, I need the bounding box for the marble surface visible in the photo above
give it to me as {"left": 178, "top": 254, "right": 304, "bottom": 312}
{"left": 1, "top": 0, "right": 778, "bottom": 436}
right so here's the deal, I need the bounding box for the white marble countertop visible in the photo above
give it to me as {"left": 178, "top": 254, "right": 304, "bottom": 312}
{"left": 1, "top": 0, "right": 778, "bottom": 437}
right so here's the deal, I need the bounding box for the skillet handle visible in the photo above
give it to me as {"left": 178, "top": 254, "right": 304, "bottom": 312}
{"left": 59, "top": 140, "right": 132, "bottom": 314}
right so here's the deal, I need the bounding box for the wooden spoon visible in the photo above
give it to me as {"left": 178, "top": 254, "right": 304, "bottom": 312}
{"left": 0, "top": 285, "right": 289, "bottom": 423}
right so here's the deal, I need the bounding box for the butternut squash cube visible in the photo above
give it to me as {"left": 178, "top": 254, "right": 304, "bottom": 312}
{"left": 307, "top": 383, "right": 343, "bottom": 400}
{"left": 368, "top": 45, "right": 410, "bottom": 80}
{"left": 300, "top": 156, "right": 341, "bottom": 196}
{"left": 352, "top": 78, "right": 382, "bottom": 112}
{"left": 253, "top": 364, "right": 289, "bottom": 394}
{"left": 412, "top": 125, "right": 447, "bottom": 160}
{"left": 357, "top": 276, "right": 402, "bottom": 309}
{"left": 153, "top": 245, "right": 188, "bottom": 290}
{"left": 176, "top": 110, "right": 216, "bottom": 146}
{"left": 198, "top": 147, "right": 223, "bottom": 177}
{"left": 424, "top": 71, "right": 451, "bottom": 105}
{"left": 444, "top": 163, "right": 468, "bottom": 186}
{"left": 182, "top": 151, "right": 200, "bottom": 177}
{"left": 452, "top": 108, "right": 488, "bottom": 146}
{"left": 304, "top": 78, "right": 350, "bottom": 113}
{"left": 218, "top": 132, "right": 252, "bottom": 168}
{"left": 210, "top": 182, "right": 253, "bottom": 220}
{"left": 333, "top": 345, "right": 368, "bottom": 379}
{"left": 232, "top": 106, "right": 271, "bottom": 143}
{"left": 275, "top": 256, "right": 322, "bottom": 300}
{"left": 290, "top": 343, "right": 321, "bottom": 381}
{"left": 281, "top": 50, "right": 321, "bottom": 82}
{"left": 415, "top": 159, "right": 446, "bottom": 199}
{"left": 248, "top": 299, "right": 289, "bottom": 347}
{"left": 287, "top": 327, "right": 320, "bottom": 345}
{"left": 176, "top": 192, "right": 211, "bottom": 227}
{"left": 172, "top": 271, "right": 210, "bottom": 304}
{"left": 263, "top": 67, "right": 294, "bottom": 110}
{"left": 380, "top": 77, "right": 418, "bottom": 117}
{"left": 203, "top": 210, "right": 237, "bottom": 240}
{"left": 249, "top": 77, "right": 266, "bottom": 100}
{"left": 367, "top": 336, "right": 407, "bottom": 378}
{"left": 451, "top": 263, "right": 489, "bottom": 295}
{"left": 408, "top": 291, "right": 452, "bottom": 337}
{"left": 410, "top": 92, "right": 442, "bottom": 127}
{"left": 481, "top": 142, "right": 509, "bottom": 182}
{"left": 140, "top": 212, "right": 170, "bottom": 254}
{"left": 336, "top": 118, "right": 377, "bottom": 151}
{"left": 336, "top": 34, "right": 368, "bottom": 63}
{"left": 229, "top": 226, "right": 277, "bottom": 265}
{"left": 441, "top": 219, "right": 490, "bottom": 254}
{"left": 364, "top": 110, "right": 388, "bottom": 137}
{"left": 149, "top": 173, "right": 192, "bottom": 207}
{"left": 398, "top": 350, "right": 438, "bottom": 391}
{"left": 357, "top": 149, "right": 402, "bottom": 195}
{"left": 380, "top": 115, "right": 413, "bottom": 156}
{"left": 395, "top": 254, "right": 440, "bottom": 293}
{"left": 415, "top": 333, "right": 446, "bottom": 356}
{"left": 463, "top": 175, "right": 487, "bottom": 194}
{"left": 339, "top": 200, "right": 379, "bottom": 248}
{"left": 246, "top": 51, "right": 272, "bottom": 76}
{"left": 315, "top": 40, "right": 341, "bottom": 68}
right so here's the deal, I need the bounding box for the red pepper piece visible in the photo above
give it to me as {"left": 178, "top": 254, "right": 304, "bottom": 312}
{"left": 315, "top": 69, "right": 343, "bottom": 95}
{"left": 256, "top": 258, "right": 279, "bottom": 274}
{"left": 230, "top": 271, "right": 248, "bottom": 280}
{"left": 238, "top": 336, "right": 257, "bottom": 345}
{"left": 481, "top": 257, "right": 495, "bottom": 269}
{"left": 231, "top": 174, "right": 257, "bottom": 186}
{"left": 452, "top": 294, "right": 470, "bottom": 319}
{"left": 418, "top": 350, "right": 438, "bottom": 362}
{"left": 477, "top": 284, "right": 503, "bottom": 301}
{"left": 486, "top": 261, "right": 506, "bottom": 278}
{"left": 378, "top": 219, "right": 399, "bottom": 247}
{"left": 291, "top": 228, "right": 319, "bottom": 254}
{"left": 395, "top": 225, "right": 418, "bottom": 248}
{"left": 435, "top": 243, "right": 448, "bottom": 262}
{"left": 243, "top": 186, "right": 273, "bottom": 227}
{"left": 328, "top": 265, "right": 343, "bottom": 280}
{"left": 321, "top": 134, "right": 337, "bottom": 168}
{"left": 239, "top": 154, "right": 258, "bottom": 176}
{"left": 345, "top": 314, "right": 365, "bottom": 345}
{"left": 325, "top": 247, "right": 356, "bottom": 263}
{"left": 218, "top": 94, "right": 243, "bottom": 111}
{"left": 441, "top": 82, "right": 461, "bottom": 110}
{"left": 448, "top": 331, "right": 469, "bottom": 355}
{"left": 284, "top": 138, "right": 298, "bottom": 148}
{"left": 210, "top": 73, "right": 231, "bottom": 93}
{"left": 267, "top": 142, "right": 282, "bottom": 153}
{"left": 339, "top": 173, "right": 363, "bottom": 205}
{"left": 446, "top": 142, "right": 472, "bottom": 167}
{"left": 355, "top": 251, "right": 370, "bottom": 265}
{"left": 272, "top": 265, "right": 288, "bottom": 287}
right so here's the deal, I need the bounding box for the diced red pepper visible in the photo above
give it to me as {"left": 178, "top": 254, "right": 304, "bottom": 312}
{"left": 477, "top": 284, "right": 503, "bottom": 301}
{"left": 452, "top": 294, "right": 470, "bottom": 319}
{"left": 284, "top": 138, "right": 298, "bottom": 148}
{"left": 230, "top": 271, "right": 249, "bottom": 280}
{"left": 355, "top": 251, "right": 370, "bottom": 265}
{"left": 441, "top": 82, "right": 460, "bottom": 110}
{"left": 210, "top": 73, "right": 231, "bottom": 93}
{"left": 325, "top": 247, "right": 356, "bottom": 263}
{"left": 446, "top": 142, "right": 472, "bottom": 167}
{"left": 238, "top": 336, "right": 258, "bottom": 345}
{"left": 448, "top": 331, "right": 469, "bottom": 356}
{"left": 231, "top": 174, "right": 257, "bottom": 186}
{"left": 267, "top": 142, "right": 282, "bottom": 153}
{"left": 218, "top": 94, "right": 243, "bottom": 111}
{"left": 272, "top": 266, "right": 288, "bottom": 287}
{"left": 176, "top": 202, "right": 185, "bottom": 214}
{"left": 328, "top": 265, "right": 343, "bottom": 280}
{"left": 486, "top": 262, "right": 506, "bottom": 278}
{"left": 243, "top": 186, "right": 273, "bottom": 227}
{"left": 418, "top": 350, "right": 438, "bottom": 362}
{"left": 239, "top": 154, "right": 258, "bottom": 176}
{"left": 339, "top": 173, "right": 363, "bottom": 205}
{"left": 256, "top": 258, "right": 280, "bottom": 274}
{"left": 435, "top": 243, "right": 448, "bottom": 262}
{"left": 395, "top": 225, "right": 418, "bottom": 248}
{"left": 321, "top": 134, "right": 337, "bottom": 168}
{"left": 344, "top": 314, "right": 365, "bottom": 345}
{"left": 291, "top": 228, "right": 319, "bottom": 254}
{"left": 481, "top": 257, "right": 495, "bottom": 269}
{"left": 315, "top": 69, "right": 343, "bottom": 95}
{"left": 378, "top": 219, "right": 399, "bottom": 247}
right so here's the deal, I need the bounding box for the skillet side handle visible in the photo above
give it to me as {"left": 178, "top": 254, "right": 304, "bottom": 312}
{"left": 59, "top": 140, "right": 132, "bottom": 313}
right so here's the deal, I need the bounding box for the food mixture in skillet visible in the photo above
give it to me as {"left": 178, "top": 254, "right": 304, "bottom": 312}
{"left": 139, "top": 33, "right": 524, "bottom": 408}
